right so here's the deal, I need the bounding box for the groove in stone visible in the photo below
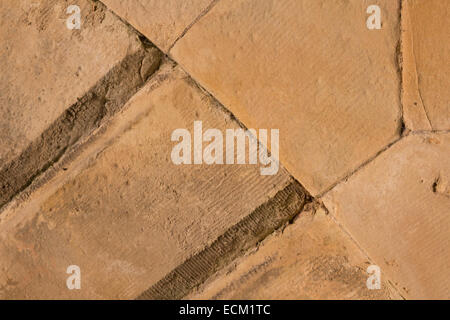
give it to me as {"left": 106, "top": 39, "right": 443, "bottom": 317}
{"left": 137, "top": 181, "right": 309, "bottom": 300}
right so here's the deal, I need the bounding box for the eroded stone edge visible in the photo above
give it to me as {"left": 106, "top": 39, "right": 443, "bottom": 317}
{"left": 137, "top": 181, "right": 310, "bottom": 300}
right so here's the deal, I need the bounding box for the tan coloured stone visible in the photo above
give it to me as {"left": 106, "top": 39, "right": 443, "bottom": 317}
{"left": 323, "top": 133, "right": 450, "bottom": 299}
{"left": 401, "top": 1, "right": 432, "bottom": 131}
{"left": 101, "top": 0, "right": 214, "bottom": 51}
{"left": 171, "top": 0, "right": 402, "bottom": 196}
{"left": 189, "top": 205, "right": 400, "bottom": 300}
{"left": 403, "top": 0, "right": 450, "bottom": 130}
{"left": 0, "top": 0, "right": 143, "bottom": 167}
{"left": 0, "top": 0, "right": 164, "bottom": 210}
{"left": 0, "top": 65, "right": 301, "bottom": 299}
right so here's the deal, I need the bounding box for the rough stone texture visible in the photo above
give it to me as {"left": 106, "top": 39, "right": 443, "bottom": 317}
{"left": 0, "top": 66, "right": 300, "bottom": 299}
{"left": 1, "top": 0, "right": 448, "bottom": 301}
{"left": 402, "top": 0, "right": 450, "bottom": 130}
{"left": 400, "top": 1, "right": 431, "bottom": 131}
{"left": 101, "top": 0, "right": 214, "bottom": 51}
{"left": 139, "top": 181, "right": 307, "bottom": 300}
{"left": 189, "top": 205, "right": 400, "bottom": 300}
{"left": 323, "top": 133, "right": 450, "bottom": 299}
{"left": 0, "top": 0, "right": 143, "bottom": 169}
{"left": 171, "top": 0, "right": 402, "bottom": 196}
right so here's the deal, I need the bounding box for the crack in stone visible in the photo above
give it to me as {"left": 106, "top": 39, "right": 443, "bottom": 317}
{"left": 167, "top": 0, "right": 221, "bottom": 52}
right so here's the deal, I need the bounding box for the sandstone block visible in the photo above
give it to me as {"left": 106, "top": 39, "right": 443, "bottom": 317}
{"left": 189, "top": 206, "right": 400, "bottom": 300}
{"left": 402, "top": 0, "right": 450, "bottom": 130}
{"left": 0, "top": 0, "right": 162, "bottom": 208}
{"left": 0, "top": 66, "right": 304, "bottom": 299}
{"left": 171, "top": 0, "right": 402, "bottom": 195}
{"left": 323, "top": 133, "right": 450, "bottom": 299}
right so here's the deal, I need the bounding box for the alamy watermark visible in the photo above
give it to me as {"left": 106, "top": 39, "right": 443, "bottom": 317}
{"left": 366, "top": 265, "right": 381, "bottom": 290}
{"left": 66, "top": 5, "right": 81, "bottom": 30}
{"left": 66, "top": 265, "right": 81, "bottom": 290}
{"left": 65, "top": 4, "right": 381, "bottom": 31}
{"left": 171, "top": 121, "right": 279, "bottom": 176}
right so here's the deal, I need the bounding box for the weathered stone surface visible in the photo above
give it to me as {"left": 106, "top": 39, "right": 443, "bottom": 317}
{"left": 403, "top": 0, "right": 450, "bottom": 130}
{"left": 101, "top": 0, "right": 214, "bottom": 51}
{"left": 171, "top": 0, "right": 402, "bottom": 195}
{"left": 139, "top": 181, "right": 307, "bottom": 300}
{"left": 0, "top": 66, "right": 302, "bottom": 299}
{"left": 0, "top": 0, "right": 163, "bottom": 210}
{"left": 323, "top": 133, "right": 450, "bottom": 299}
{"left": 401, "top": 1, "right": 432, "bottom": 131}
{"left": 0, "top": 0, "right": 144, "bottom": 169}
{"left": 189, "top": 205, "right": 400, "bottom": 300}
